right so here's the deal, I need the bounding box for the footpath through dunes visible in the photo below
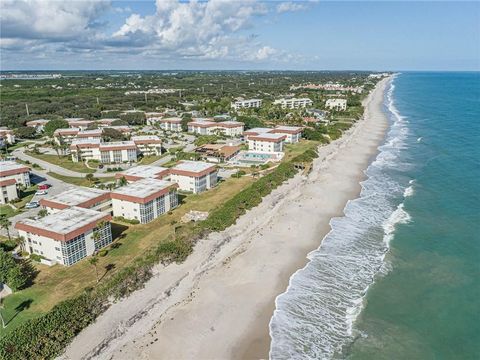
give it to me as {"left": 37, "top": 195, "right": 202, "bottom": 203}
{"left": 61, "top": 77, "right": 391, "bottom": 360}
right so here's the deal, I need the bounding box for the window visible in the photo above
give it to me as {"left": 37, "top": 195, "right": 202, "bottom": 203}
{"left": 61, "top": 234, "right": 87, "bottom": 266}
{"left": 169, "top": 190, "right": 178, "bottom": 209}
{"left": 156, "top": 194, "right": 166, "bottom": 215}
{"left": 55, "top": 247, "right": 60, "bottom": 251}
{"left": 140, "top": 200, "right": 154, "bottom": 223}
{"left": 93, "top": 223, "right": 113, "bottom": 250}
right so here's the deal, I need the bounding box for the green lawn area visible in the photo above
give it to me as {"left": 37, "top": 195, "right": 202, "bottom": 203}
{"left": 283, "top": 140, "right": 321, "bottom": 162}
{"left": 26, "top": 152, "right": 95, "bottom": 173}
{"left": 138, "top": 154, "right": 166, "bottom": 165}
{"left": 47, "top": 172, "right": 115, "bottom": 187}
{"left": 0, "top": 205, "right": 21, "bottom": 218}
{"left": 0, "top": 175, "right": 254, "bottom": 337}
{"left": 14, "top": 185, "right": 39, "bottom": 209}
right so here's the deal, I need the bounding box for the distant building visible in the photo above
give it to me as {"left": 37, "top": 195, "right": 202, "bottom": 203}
{"left": 0, "top": 179, "right": 18, "bottom": 204}
{"left": 243, "top": 127, "right": 273, "bottom": 140}
{"left": 170, "top": 161, "right": 218, "bottom": 193}
{"left": 231, "top": 98, "right": 262, "bottom": 111}
{"left": 115, "top": 165, "right": 170, "bottom": 183}
{"left": 132, "top": 135, "right": 162, "bottom": 156}
{"left": 325, "top": 99, "right": 347, "bottom": 111}
{"left": 40, "top": 187, "right": 112, "bottom": 214}
{"left": 187, "top": 119, "right": 244, "bottom": 137}
{"left": 111, "top": 178, "right": 178, "bottom": 224}
{"left": 194, "top": 144, "right": 241, "bottom": 163}
{"left": 96, "top": 118, "right": 119, "bottom": 127}
{"left": 273, "top": 98, "right": 313, "bottom": 109}
{"left": 248, "top": 133, "right": 286, "bottom": 153}
{"left": 0, "top": 129, "right": 15, "bottom": 145}
{"left": 159, "top": 117, "right": 183, "bottom": 132}
{"left": 0, "top": 161, "right": 30, "bottom": 187}
{"left": 53, "top": 128, "right": 80, "bottom": 144}
{"left": 66, "top": 118, "right": 94, "bottom": 130}
{"left": 26, "top": 119, "right": 49, "bottom": 133}
{"left": 15, "top": 207, "right": 112, "bottom": 266}
{"left": 270, "top": 126, "right": 303, "bottom": 143}
{"left": 70, "top": 139, "right": 138, "bottom": 164}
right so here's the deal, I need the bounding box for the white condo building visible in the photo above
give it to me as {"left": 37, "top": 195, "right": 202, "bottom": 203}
{"left": 170, "top": 161, "right": 218, "bottom": 193}
{"left": 111, "top": 178, "right": 179, "bottom": 224}
{"left": 325, "top": 98, "right": 347, "bottom": 111}
{"left": 0, "top": 129, "right": 15, "bottom": 145}
{"left": 273, "top": 98, "right": 313, "bottom": 109}
{"left": 231, "top": 98, "right": 262, "bottom": 111}
{"left": 70, "top": 139, "right": 138, "bottom": 163}
{"left": 40, "top": 187, "right": 112, "bottom": 214}
{"left": 0, "top": 178, "right": 18, "bottom": 204}
{"left": 15, "top": 207, "right": 112, "bottom": 266}
{"left": 132, "top": 135, "right": 162, "bottom": 156}
{"left": 248, "top": 133, "right": 286, "bottom": 153}
{"left": 187, "top": 119, "right": 244, "bottom": 137}
{"left": 0, "top": 161, "right": 31, "bottom": 187}
{"left": 115, "top": 165, "right": 170, "bottom": 183}
{"left": 244, "top": 126, "right": 303, "bottom": 144}
{"left": 159, "top": 117, "right": 183, "bottom": 131}
{"left": 26, "top": 119, "right": 49, "bottom": 133}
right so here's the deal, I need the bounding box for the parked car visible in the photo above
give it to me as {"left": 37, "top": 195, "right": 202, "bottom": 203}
{"left": 38, "top": 184, "right": 49, "bottom": 190}
{"left": 35, "top": 190, "right": 48, "bottom": 195}
{"left": 25, "top": 201, "right": 40, "bottom": 209}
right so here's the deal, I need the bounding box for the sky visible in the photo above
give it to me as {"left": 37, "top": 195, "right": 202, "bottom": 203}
{"left": 1, "top": 0, "right": 479, "bottom": 71}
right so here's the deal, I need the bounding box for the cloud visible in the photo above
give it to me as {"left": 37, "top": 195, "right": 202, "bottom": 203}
{"left": 276, "top": 1, "right": 308, "bottom": 13}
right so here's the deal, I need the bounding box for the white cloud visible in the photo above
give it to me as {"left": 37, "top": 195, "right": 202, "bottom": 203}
{"left": 277, "top": 1, "right": 308, "bottom": 14}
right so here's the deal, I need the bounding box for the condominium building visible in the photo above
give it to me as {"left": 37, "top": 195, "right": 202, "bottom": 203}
{"left": 26, "top": 119, "right": 49, "bottom": 133}
{"left": 273, "top": 98, "right": 313, "bottom": 109}
{"left": 325, "top": 98, "right": 347, "bottom": 111}
{"left": 243, "top": 127, "right": 273, "bottom": 140}
{"left": 0, "top": 129, "right": 15, "bottom": 145}
{"left": 111, "top": 178, "right": 179, "bottom": 224}
{"left": 53, "top": 128, "right": 81, "bottom": 144}
{"left": 170, "top": 161, "right": 218, "bottom": 193}
{"left": 270, "top": 126, "right": 303, "bottom": 143}
{"left": 115, "top": 165, "right": 170, "bottom": 183}
{"left": 76, "top": 129, "right": 103, "bottom": 141}
{"left": 65, "top": 118, "right": 94, "bottom": 130}
{"left": 187, "top": 119, "right": 244, "bottom": 137}
{"left": 40, "top": 187, "right": 112, "bottom": 214}
{"left": 132, "top": 135, "right": 162, "bottom": 156}
{"left": 194, "top": 144, "right": 241, "bottom": 163}
{"left": 0, "top": 161, "right": 30, "bottom": 187}
{"left": 159, "top": 117, "right": 183, "bottom": 131}
{"left": 15, "top": 206, "right": 112, "bottom": 266}
{"left": 70, "top": 139, "right": 138, "bottom": 164}
{"left": 231, "top": 98, "right": 262, "bottom": 111}
{"left": 248, "top": 133, "right": 286, "bottom": 153}
{"left": 0, "top": 179, "right": 18, "bottom": 204}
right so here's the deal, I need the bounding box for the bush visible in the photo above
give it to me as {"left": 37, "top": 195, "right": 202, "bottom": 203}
{"left": 29, "top": 254, "right": 44, "bottom": 262}
{"left": 97, "top": 249, "right": 108, "bottom": 257}
{"left": 113, "top": 216, "right": 140, "bottom": 225}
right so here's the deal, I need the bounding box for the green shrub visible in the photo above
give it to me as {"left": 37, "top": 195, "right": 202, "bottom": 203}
{"left": 97, "top": 249, "right": 108, "bottom": 257}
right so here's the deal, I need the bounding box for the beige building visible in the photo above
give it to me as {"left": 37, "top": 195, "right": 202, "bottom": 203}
{"left": 231, "top": 98, "right": 262, "bottom": 111}
{"left": 159, "top": 117, "right": 183, "bottom": 131}
{"left": 170, "top": 161, "right": 218, "bottom": 193}
{"left": 26, "top": 119, "right": 49, "bottom": 133}
{"left": 54, "top": 128, "right": 81, "bottom": 144}
{"left": 194, "top": 144, "right": 240, "bottom": 163}
{"left": 70, "top": 139, "right": 138, "bottom": 164}
{"left": 40, "top": 187, "right": 112, "bottom": 214}
{"left": 325, "top": 98, "right": 347, "bottom": 111}
{"left": 132, "top": 135, "right": 162, "bottom": 156}
{"left": 111, "top": 178, "right": 179, "bottom": 224}
{"left": 270, "top": 126, "right": 303, "bottom": 143}
{"left": 248, "top": 133, "right": 286, "bottom": 153}
{"left": 0, "top": 179, "right": 18, "bottom": 204}
{"left": 187, "top": 119, "right": 244, "bottom": 137}
{"left": 115, "top": 165, "right": 170, "bottom": 183}
{"left": 15, "top": 207, "right": 112, "bottom": 266}
{"left": 273, "top": 98, "right": 313, "bottom": 109}
{"left": 0, "top": 161, "right": 31, "bottom": 187}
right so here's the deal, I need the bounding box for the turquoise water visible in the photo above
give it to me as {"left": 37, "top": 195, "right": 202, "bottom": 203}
{"left": 269, "top": 72, "right": 480, "bottom": 359}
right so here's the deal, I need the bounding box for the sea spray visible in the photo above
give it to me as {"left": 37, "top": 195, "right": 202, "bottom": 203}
{"left": 269, "top": 77, "right": 413, "bottom": 360}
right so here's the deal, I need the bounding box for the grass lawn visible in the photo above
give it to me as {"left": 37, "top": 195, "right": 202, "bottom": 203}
{"left": 0, "top": 205, "right": 21, "bottom": 218}
{"left": 0, "top": 175, "right": 254, "bottom": 337}
{"left": 26, "top": 152, "right": 95, "bottom": 173}
{"left": 138, "top": 154, "right": 166, "bottom": 165}
{"left": 283, "top": 140, "right": 321, "bottom": 162}
{"left": 47, "top": 172, "right": 115, "bottom": 187}
{"left": 14, "top": 185, "right": 39, "bottom": 209}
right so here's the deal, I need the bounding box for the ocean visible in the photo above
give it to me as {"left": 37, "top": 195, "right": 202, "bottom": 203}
{"left": 269, "top": 72, "right": 480, "bottom": 359}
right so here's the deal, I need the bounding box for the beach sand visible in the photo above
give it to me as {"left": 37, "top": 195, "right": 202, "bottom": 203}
{"left": 61, "top": 77, "right": 391, "bottom": 360}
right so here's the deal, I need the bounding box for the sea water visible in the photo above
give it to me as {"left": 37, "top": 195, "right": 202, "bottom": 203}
{"left": 269, "top": 72, "right": 480, "bottom": 359}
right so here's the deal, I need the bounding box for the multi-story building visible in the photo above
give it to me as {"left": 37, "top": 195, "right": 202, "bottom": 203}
{"left": 40, "top": 187, "right": 112, "bottom": 214}
{"left": 248, "top": 133, "right": 286, "bottom": 153}
{"left": 15, "top": 207, "right": 112, "bottom": 266}
{"left": 325, "top": 98, "right": 347, "bottom": 111}
{"left": 243, "top": 127, "right": 273, "bottom": 140}
{"left": 270, "top": 126, "right": 303, "bottom": 143}
{"left": 132, "top": 135, "right": 162, "bottom": 156}
{"left": 187, "top": 119, "right": 244, "bottom": 137}
{"left": 65, "top": 118, "right": 94, "bottom": 130}
{"left": 0, "top": 161, "right": 31, "bottom": 187}
{"left": 231, "top": 98, "right": 262, "bottom": 111}
{"left": 273, "top": 98, "right": 313, "bottom": 109}
{"left": 0, "top": 129, "right": 15, "bottom": 145}
{"left": 76, "top": 129, "right": 103, "bottom": 141}
{"left": 70, "top": 139, "right": 138, "bottom": 164}
{"left": 170, "top": 161, "right": 218, "bottom": 193}
{"left": 70, "top": 138, "right": 102, "bottom": 162}
{"left": 54, "top": 128, "right": 81, "bottom": 144}
{"left": 159, "top": 117, "right": 183, "bottom": 131}
{"left": 194, "top": 144, "right": 240, "bottom": 163}
{"left": 26, "top": 119, "right": 49, "bottom": 133}
{"left": 115, "top": 165, "right": 170, "bottom": 183}
{"left": 111, "top": 178, "right": 179, "bottom": 224}
{"left": 0, "top": 179, "right": 18, "bottom": 204}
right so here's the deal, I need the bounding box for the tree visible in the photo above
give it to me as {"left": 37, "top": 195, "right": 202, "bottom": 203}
{"left": 14, "top": 236, "right": 25, "bottom": 252}
{"left": 102, "top": 128, "right": 123, "bottom": 141}
{"left": 89, "top": 256, "right": 99, "bottom": 283}
{"left": 13, "top": 127, "right": 37, "bottom": 139}
{"left": 0, "top": 216, "right": 12, "bottom": 241}
{"left": 111, "top": 119, "right": 128, "bottom": 126}
{"left": 0, "top": 298, "right": 5, "bottom": 329}
{"left": 44, "top": 119, "right": 69, "bottom": 137}
{"left": 85, "top": 173, "right": 94, "bottom": 184}
{"left": 118, "top": 176, "right": 128, "bottom": 186}
{"left": 37, "top": 209, "right": 48, "bottom": 218}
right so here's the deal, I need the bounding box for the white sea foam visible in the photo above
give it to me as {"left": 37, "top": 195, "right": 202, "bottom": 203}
{"left": 269, "top": 77, "right": 412, "bottom": 360}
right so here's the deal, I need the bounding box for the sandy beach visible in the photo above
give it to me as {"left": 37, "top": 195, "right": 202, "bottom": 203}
{"left": 61, "top": 77, "right": 391, "bottom": 360}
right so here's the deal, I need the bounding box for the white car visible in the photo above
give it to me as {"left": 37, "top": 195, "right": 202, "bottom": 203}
{"left": 35, "top": 190, "right": 48, "bottom": 195}
{"left": 25, "top": 201, "right": 40, "bottom": 209}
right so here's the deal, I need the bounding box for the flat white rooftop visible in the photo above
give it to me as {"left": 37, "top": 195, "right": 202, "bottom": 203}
{"left": 251, "top": 133, "right": 286, "bottom": 140}
{"left": 245, "top": 127, "right": 273, "bottom": 134}
{"left": 0, "top": 161, "right": 29, "bottom": 173}
{"left": 43, "top": 187, "right": 109, "bottom": 207}
{"left": 20, "top": 206, "right": 106, "bottom": 234}
{"left": 71, "top": 138, "right": 101, "bottom": 146}
{"left": 131, "top": 135, "right": 161, "bottom": 141}
{"left": 275, "top": 126, "right": 303, "bottom": 131}
{"left": 65, "top": 117, "right": 85, "bottom": 122}
{"left": 112, "top": 178, "right": 175, "bottom": 198}
{"left": 119, "top": 165, "right": 168, "bottom": 178}
{"left": 172, "top": 160, "right": 215, "bottom": 173}
{"left": 77, "top": 129, "right": 103, "bottom": 135}
{"left": 100, "top": 140, "right": 135, "bottom": 147}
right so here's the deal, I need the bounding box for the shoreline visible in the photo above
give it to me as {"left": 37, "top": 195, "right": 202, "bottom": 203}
{"left": 61, "top": 77, "right": 391, "bottom": 360}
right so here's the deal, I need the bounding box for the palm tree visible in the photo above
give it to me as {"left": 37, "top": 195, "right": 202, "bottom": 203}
{"left": 118, "top": 176, "right": 128, "bottom": 187}
{"left": 14, "top": 236, "right": 25, "bottom": 253}
{"left": 0, "top": 216, "right": 12, "bottom": 241}
{"left": 89, "top": 256, "right": 99, "bottom": 283}
{"left": 0, "top": 298, "right": 6, "bottom": 329}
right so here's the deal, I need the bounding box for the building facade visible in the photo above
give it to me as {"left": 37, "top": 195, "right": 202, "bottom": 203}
{"left": 325, "top": 98, "right": 347, "bottom": 111}
{"left": 0, "top": 179, "right": 18, "bottom": 204}
{"left": 273, "top": 98, "right": 313, "bottom": 109}
{"left": 70, "top": 140, "right": 138, "bottom": 164}
{"left": 170, "top": 161, "right": 218, "bottom": 193}
{"left": 270, "top": 126, "right": 303, "bottom": 143}
{"left": 111, "top": 178, "right": 179, "bottom": 224}
{"left": 0, "top": 161, "right": 31, "bottom": 187}
{"left": 248, "top": 133, "right": 286, "bottom": 153}
{"left": 0, "top": 129, "right": 15, "bottom": 145}
{"left": 187, "top": 119, "right": 244, "bottom": 136}
{"left": 115, "top": 165, "right": 170, "bottom": 183}
{"left": 231, "top": 98, "right": 262, "bottom": 111}
{"left": 15, "top": 207, "right": 112, "bottom": 266}
{"left": 159, "top": 117, "right": 183, "bottom": 131}
{"left": 132, "top": 135, "right": 162, "bottom": 156}
{"left": 26, "top": 119, "right": 50, "bottom": 133}
{"left": 40, "top": 187, "right": 112, "bottom": 214}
